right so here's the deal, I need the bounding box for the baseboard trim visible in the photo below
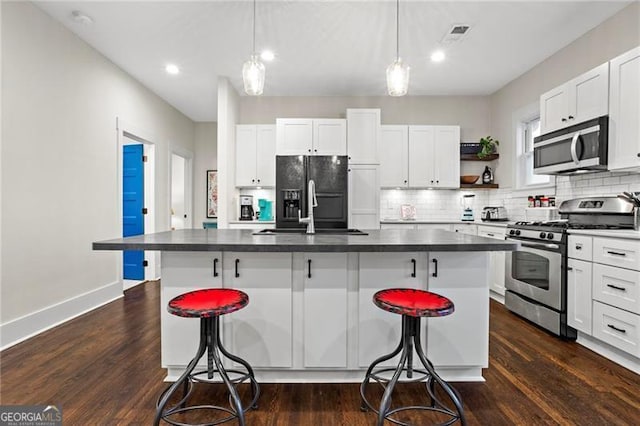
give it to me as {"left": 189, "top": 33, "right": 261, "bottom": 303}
{"left": 576, "top": 333, "right": 640, "bottom": 375}
{"left": 0, "top": 280, "right": 123, "bottom": 351}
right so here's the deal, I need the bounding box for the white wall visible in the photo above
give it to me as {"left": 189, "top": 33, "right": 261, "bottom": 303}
{"left": 193, "top": 122, "right": 217, "bottom": 227}
{"left": 1, "top": 2, "right": 195, "bottom": 347}
{"left": 216, "top": 78, "right": 240, "bottom": 228}
{"left": 171, "top": 154, "right": 186, "bottom": 230}
{"left": 239, "top": 95, "right": 491, "bottom": 143}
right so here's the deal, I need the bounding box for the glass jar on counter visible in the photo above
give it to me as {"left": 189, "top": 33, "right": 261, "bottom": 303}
{"left": 541, "top": 196, "right": 549, "bottom": 207}
{"left": 528, "top": 196, "right": 535, "bottom": 207}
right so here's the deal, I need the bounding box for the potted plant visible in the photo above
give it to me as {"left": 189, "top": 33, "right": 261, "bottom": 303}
{"left": 478, "top": 136, "right": 499, "bottom": 159}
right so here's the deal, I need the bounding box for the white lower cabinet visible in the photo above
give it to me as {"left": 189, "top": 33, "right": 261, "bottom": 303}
{"left": 223, "top": 252, "right": 293, "bottom": 368}
{"left": 566, "top": 234, "right": 640, "bottom": 361}
{"left": 160, "top": 252, "right": 223, "bottom": 367}
{"left": 478, "top": 226, "right": 507, "bottom": 297}
{"left": 416, "top": 224, "right": 452, "bottom": 231}
{"left": 358, "top": 253, "right": 426, "bottom": 368}
{"left": 592, "top": 301, "right": 640, "bottom": 357}
{"left": 427, "top": 252, "right": 489, "bottom": 367}
{"left": 567, "top": 258, "right": 593, "bottom": 335}
{"left": 302, "top": 253, "right": 348, "bottom": 368}
{"left": 452, "top": 224, "right": 477, "bottom": 235}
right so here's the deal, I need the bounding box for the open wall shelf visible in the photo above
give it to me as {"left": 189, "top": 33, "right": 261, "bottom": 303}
{"left": 460, "top": 183, "right": 499, "bottom": 189}
{"left": 460, "top": 153, "right": 499, "bottom": 161}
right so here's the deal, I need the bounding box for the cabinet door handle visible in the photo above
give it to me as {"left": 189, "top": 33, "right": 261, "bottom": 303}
{"left": 411, "top": 259, "right": 416, "bottom": 278}
{"left": 308, "top": 149, "right": 312, "bottom": 153}
{"left": 606, "top": 284, "right": 626, "bottom": 292}
{"left": 431, "top": 259, "right": 438, "bottom": 277}
{"left": 637, "top": 153, "right": 640, "bottom": 157}
{"left": 251, "top": 179, "right": 255, "bottom": 183}
{"left": 567, "top": 267, "right": 573, "bottom": 271}
{"left": 575, "top": 244, "right": 582, "bottom": 250}
{"left": 235, "top": 259, "right": 240, "bottom": 278}
{"left": 257, "top": 179, "right": 261, "bottom": 183}
{"left": 568, "top": 115, "right": 574, "bottom": 120}
{"left": 308, "top": 259, "right": 312, "bottom": 279}
{"left": 404, "top": 180, "right": 407, "bottom": 184}
{"left": 314, "top": 149, "right": 317, "bottom": 153}
{"left": 607, "top": 250, "right": 626, "bottom": 257}
{"left": 561, "top": 118, "right": 567, "bottom": 122}
{"left": 213, "top": 258, "right": 219, "bottom": 277}
{"left": 487, "top": 233, "right": 495, "bottom": 237}
{"left": 607, "top": 324, "right": 626, "bottom": 333}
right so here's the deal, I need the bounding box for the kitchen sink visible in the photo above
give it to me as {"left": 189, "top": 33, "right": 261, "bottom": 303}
{"left": 253, "top": 228, "right": 368, "bottom": 235}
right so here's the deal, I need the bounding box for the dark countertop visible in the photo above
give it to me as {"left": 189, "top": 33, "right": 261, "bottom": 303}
{"left": 93, "top": 229, "right": 517, "bottom": 253}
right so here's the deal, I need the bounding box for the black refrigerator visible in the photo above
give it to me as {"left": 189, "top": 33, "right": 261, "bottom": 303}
{"left": 276, "top": 155, "right": 348, "bottom": 229}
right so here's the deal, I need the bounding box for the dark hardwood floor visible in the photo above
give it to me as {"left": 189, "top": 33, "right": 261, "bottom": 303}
{"left": 1, "top": 281, "right": 639, "bottom": 425}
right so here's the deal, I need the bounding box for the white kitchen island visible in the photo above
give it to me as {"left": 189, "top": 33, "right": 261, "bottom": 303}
{"left": 93, "top": 229, "right": 516, "bottom": 383}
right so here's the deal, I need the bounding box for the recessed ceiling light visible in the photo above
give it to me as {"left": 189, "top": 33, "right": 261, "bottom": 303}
{"left": 71, "top": 10, "right": 94, "bottom": 25}
{"left": 431, "top": 50, "right": 446, "bottom": 63}
{"left": 260, "top": 50, "right": 275, "bottom": 62}
{"left": 165, "top": 64, "right": 180, "bottom": 75}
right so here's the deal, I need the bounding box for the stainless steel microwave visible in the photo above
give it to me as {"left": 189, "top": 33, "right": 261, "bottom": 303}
{"left": 533, "top": 116, "right": 608, "bottom": 175}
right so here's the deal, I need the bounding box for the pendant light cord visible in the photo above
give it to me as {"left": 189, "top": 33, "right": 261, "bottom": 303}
{"left": 396, "top": 0, "right": 399, "bottom": 60}
{"left": 252, "top": 0, "right": 257, "bottom": 55}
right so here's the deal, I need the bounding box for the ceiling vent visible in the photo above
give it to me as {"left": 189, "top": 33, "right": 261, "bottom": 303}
{"left": 441, "top": 24, "right": 471, "bottom": 44}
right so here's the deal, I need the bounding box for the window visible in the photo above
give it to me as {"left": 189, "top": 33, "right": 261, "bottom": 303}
{"left": 514, "top": 105, "right": 554, "bottom": 191}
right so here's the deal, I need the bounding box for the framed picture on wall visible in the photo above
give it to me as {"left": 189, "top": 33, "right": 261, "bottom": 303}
{"left": 206, "top": 170, "right": 218, "bottom": 218}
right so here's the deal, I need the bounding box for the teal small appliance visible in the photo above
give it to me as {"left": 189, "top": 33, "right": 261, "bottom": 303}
{"left": 258, "top": 199, "right": 273, "bottom": 221}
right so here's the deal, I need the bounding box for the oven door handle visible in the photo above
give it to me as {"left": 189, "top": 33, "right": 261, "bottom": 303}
{"left": 520, "top": 241, "right": 560, "bottom": 250}
{"left": 570, "top": 132, "right": 580, "bottom": 164}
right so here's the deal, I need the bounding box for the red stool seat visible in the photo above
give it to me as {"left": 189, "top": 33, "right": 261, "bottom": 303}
{"left": 168, "top": 288, "right": 248, "bottom": 318}
{"left": 373, "top": 288, "right": 454, "bottom": 317}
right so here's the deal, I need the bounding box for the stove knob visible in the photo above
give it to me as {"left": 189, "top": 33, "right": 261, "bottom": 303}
{"left": 539, "top": 232, "right": 547, "bottom": 239}
{"left": 515, "top": 230, "right": 521, "bottom": 236}
{"left": 547, "top": 233, "right": 554, "bottom": 240}
{"left": 509, "top": 230, "right": 515, "bottom": 235}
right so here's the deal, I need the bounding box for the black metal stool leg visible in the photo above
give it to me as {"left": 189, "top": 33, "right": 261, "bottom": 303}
{"left": 211, "top": 317, "right": 246, "bottom": 426}
{"left": 360, "top": 318, "right": 406, "bottom": 411}
{"left": 216, "top": 323, "right": 260, "bottom": 409}
{"left": 154, "top": 319, "right": 207, "bottom": 426}
{"left": 414, "top": 323, "right": 466, "bottom": 425}
{"left": 377, "top": 319, "right": 411, "bottom": 426}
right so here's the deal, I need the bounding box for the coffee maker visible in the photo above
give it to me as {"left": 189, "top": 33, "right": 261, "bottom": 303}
{"left": 239, "top": 195, "right": 254, "bottom": 221}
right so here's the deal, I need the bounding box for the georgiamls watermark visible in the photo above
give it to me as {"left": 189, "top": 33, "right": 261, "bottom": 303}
{"left": 0, "top": 405, "right": 62, "bottom": 426}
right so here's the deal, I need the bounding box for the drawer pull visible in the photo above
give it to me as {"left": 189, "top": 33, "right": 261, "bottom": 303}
{"left": 308, "top": 259, "right": 312, "bottom": 279}
{"left": 567, "top": 267, "right": 573, "bottom": 271}
{"left": 575, "top": 244, "right": 582, "bottom": 250}
{"left": 235, "top": 259, "right": 240, "bottom": 278}
{"left": 607, "top": 324, "right": 626, "bottom": 334}
{"left": 411, "top": 259, "right": 416, "bottom": 278}
{"left": 213, "top": 258, "right": 219, "bottom": 277}
{"left": 607, "top": 250, "right": 627, "bottom": 257}
{"left": 431, "top": 258, "right": 438, "bottom": 277}
{"left": 487, "top": 233, "right": 495, "bottom": 237}
{"left": 606, "top": 284, "right": 626, "bottom": 292}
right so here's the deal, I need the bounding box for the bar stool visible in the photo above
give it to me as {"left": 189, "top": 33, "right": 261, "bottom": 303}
{"left": 360, "top": 288, "right": 466, "bottom": 426}
{"left": 154, "top": 288, "right": 259, "bottom": 426}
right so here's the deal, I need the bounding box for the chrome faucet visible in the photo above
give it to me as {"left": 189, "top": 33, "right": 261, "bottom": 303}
{"left": 298, "top": 179, "right": 318, "bottom": 234}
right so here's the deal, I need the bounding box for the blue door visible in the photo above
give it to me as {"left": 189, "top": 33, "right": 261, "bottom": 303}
{"left": 123, "top": 144, "right": 145, "bottom": 280}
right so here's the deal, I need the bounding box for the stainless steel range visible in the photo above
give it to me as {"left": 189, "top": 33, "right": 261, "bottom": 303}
{"left": 504, "top": 196, "right": 639, "bottom": 339}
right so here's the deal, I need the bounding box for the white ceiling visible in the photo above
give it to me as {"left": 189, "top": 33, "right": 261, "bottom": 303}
{"left": 36, "top": 1, "right": 631, "bottom": 122}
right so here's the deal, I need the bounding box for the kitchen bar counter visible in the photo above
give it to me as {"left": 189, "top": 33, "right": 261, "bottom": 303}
{"left": 93, "top": 229, "right": 516, "bottom": 383}
{"left": 93, "top": 228, "right": 516, "bottom": 252}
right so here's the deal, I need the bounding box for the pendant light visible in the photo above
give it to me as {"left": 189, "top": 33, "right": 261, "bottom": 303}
{"left": 386, "top": 0, "right": 409, "bottom": 96}
{"left": 242, "top": 0, "right": 265, "bottom": 96}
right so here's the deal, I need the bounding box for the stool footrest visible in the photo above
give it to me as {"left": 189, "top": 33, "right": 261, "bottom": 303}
{"left": 360, "top": 315, "right": 466, "bottom": 426}
{"left": 154, "top": 316, "right": 260, "bottom": 426}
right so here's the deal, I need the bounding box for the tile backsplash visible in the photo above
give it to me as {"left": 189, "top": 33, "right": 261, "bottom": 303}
{"left": 380, "top": 171, "right": 640, "bottom": 222}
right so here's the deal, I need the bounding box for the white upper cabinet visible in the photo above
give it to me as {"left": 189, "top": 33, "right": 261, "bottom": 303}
{"left": 347, "top": 108, "right": 380, "bottom": 164}
{"left": 235, "top": 124, "right": 276, "bottom": 187}
{"left": 408, "top": 125, "right": 434, "bottom": 186}
{"left": 313, "top": 119, "right": 347, "bottom": 155}
{"left": 348, "top": 164, "right": 380, "bottom": 230}
{"left": 540, "top": 62, "right": 609, "bottom": 133}
{"left": 433, "top": 126, "right": 461, "bottom": 188}
{"left": 408, "top": 125, "right": 460, "bottom": 189}
{"left": 276, "top": 118, "right": 346, "bottom": 155}
{"left": 380, "top": 125, "right": 409, "bottom": 187}
{"left": 608, "top": 46, "right": 640, "bottom": 172}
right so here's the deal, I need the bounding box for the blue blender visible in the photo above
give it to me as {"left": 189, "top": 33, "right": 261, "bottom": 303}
{"left": 258, "top": 199, "right": 273, "bottom": 221}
